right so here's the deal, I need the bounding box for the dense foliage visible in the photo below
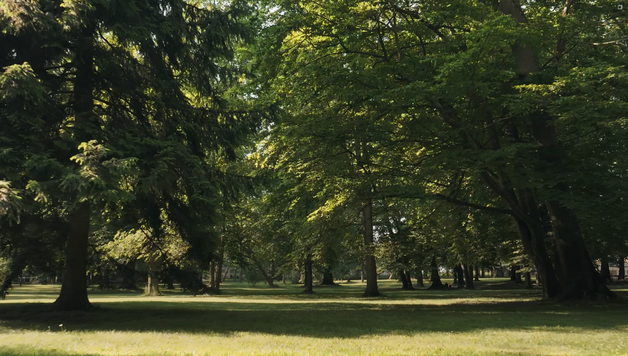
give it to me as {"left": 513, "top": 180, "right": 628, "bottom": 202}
{"left": 1, "top": 0, "right": 627, "bottom": 307}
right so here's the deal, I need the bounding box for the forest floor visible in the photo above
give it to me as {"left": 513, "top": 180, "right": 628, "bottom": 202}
{"left": 0, "top": 279, "right": 627, "bottom": 356}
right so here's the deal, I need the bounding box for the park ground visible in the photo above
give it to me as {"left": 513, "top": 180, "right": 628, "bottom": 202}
{"left": 0, "top": 279, "right": 627, "bottom": 356}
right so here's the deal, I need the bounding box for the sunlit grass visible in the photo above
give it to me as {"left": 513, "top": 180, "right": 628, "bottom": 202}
{"left": 0, "top": 280, "right": 627, "bottom": 355}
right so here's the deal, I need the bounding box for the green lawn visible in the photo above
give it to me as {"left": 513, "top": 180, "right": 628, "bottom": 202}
{"left": 0, "top": 279, "right": 627, "bottom": 356}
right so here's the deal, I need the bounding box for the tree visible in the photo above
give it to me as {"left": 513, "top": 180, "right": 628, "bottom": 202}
{"left": 0, "top": 0, "right": 259, "bottom": 309}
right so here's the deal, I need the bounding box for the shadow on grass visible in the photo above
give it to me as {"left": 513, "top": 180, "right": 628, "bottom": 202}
{"left": 1, "top": 297, "right": 627, "bottom": 339}
{"left": 1, "top": 281, "right": 627, "bottom": 341}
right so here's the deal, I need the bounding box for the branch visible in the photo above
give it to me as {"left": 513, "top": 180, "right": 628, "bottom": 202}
{"left": 432, "top": 193, "right": 513, "bottom": 215}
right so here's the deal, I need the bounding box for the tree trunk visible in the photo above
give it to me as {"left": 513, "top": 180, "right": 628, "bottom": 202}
{"left": 404, "top": 270, "right": 414, "bottom": 290}
{"left": 501, "top": 0, "right": 614, "bottom": 300}
{"left": 510, "top": 265, "right": 519, "bottom": 282}
{"left": 399, "top": 269, "right": 409, "bottom": 289}
{"left": 239, "top": 267, "right": 243, "bottom": 283}
{"left": 481, "top": 268, "right": 485, "bottom": 278}
{"left": 428, "top": 256, "right": 445, "bottom": 289}
{"left": 221, "top": 266, "right": 230, "bottom": 282}
{"left": 618, "top": 257, "right": 625, "bottom": 280}
{"left": 53, "top": 20, "right": 96, "bottom": 309}
{"left": 209, "top": 261, "right": 216, "bottom": 289}
{"left": 215, "top": 257, "right": 223, "bottom": 294}
{"left": 474, "top": 265, "right": 480, "bottom": 281}
{"left": 513, "top": 215, "right": 561, "bottom": 299}
{"left": 462, "top": 263, "right": 474, "bottom": 290}
{"left": 417, "top": 269, "right": 424, "bottom": 287}
{"left": 146, "top": 259, "right": 161, "bottom": 296}
{"left": 321, "top": 267, "right": 335, "bottom": 285}
{"left": 524, "top": 271, "right": 532, "bottom": 289}
{"left": 54, "top": 202, "right": 92, "bottom": 309}
{"left": 600, "top": 257, "right": 611, "bottom": 283}
{"left": 254, "top": 260, "right": 276, "bottom": 287}
{"left": 548, "top": 200, "right": 615, "bottom": 299}
{"left": 361, "top": 199, "right": 380, "bottom": 297}
{"left": 302, "top": 257, "right": 314, "bottom": 293}
{"left": 453, "top": 265, "right": 465, "bottom": 287}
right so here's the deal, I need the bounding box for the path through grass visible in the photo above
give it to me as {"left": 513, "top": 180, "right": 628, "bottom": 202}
{"left": 0, "top": 280, "right": 626, "bottom": 355}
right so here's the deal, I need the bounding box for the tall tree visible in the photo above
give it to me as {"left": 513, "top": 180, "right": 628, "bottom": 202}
{"left": 0, "top": 0, "right": 259, "bottom": 309}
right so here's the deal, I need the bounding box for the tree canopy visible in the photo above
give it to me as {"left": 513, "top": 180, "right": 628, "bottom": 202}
{"left": 1, "top": 0, "right": 627, "bottom": 307}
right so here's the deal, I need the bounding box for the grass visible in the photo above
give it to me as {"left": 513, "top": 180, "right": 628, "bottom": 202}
{"left": 0, "top": 279, "right": 627, "bottom": 356}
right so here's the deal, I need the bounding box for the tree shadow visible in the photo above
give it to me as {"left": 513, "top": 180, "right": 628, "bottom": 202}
{"left": 0, "top": 296, "right": 626, "bottom": 339}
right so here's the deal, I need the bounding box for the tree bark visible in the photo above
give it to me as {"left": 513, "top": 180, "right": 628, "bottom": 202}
{"left": 513, "top": 215, "right": 561, "bottom": 299}
{"left": 510, "top": 265, "right": 520, "bottom": 282}
{"left": 462, "top": 263, "right": 474, "bottom": 290}
{"left": 618, "top": 257, "right": 625, "bottom": 280}
{"left": 501, "top": 0, "right": 614, "bottom": 300}
{"left": 405, "top": 270, "right": 414, "bottom": 289}
{"left": 548, "top": 200, "right": 615, "bottom": 299}
{"left": 54, "top": 202, "right": 92, "bottom": 309}
{"left": 361, "top": 198, "right": 380, "bottom": 297}
{"left": 209, "top": 261, "right": 216, "bottom": 289}
{"left": 146, "top": 258, "right": 161, "bottom": 296}
{"left": 399, "top": 269, "right": 409, "bottom": 289}
{"left": 428, "top": 256, "right": 445, "bottom": 289}
{"left": 302, "top": 257, "right": 314, "bottom": 293}
{"left": 321, "top": 267, "right": 335, "bottom": 285}
{"left": 453, "top": 265, "right": 465, "bottom": 287}
{"left": 53, "top": 19, "right": 96, "bottom": 309}
{"left": 601, "top": 257, "right": 611, "bottom": 283}
{"left": 474, "top": 265, "right": 480, "bottom": 281}
{"left": 254, "top": 260, "right": 276, "bottom": 287}
{"left": 417, "top": 269, "right": 424, "bottom": 287}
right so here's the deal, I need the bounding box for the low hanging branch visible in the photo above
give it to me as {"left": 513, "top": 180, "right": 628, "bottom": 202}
{"left": 432, "top": 193, "right": 513, "bottom": 215}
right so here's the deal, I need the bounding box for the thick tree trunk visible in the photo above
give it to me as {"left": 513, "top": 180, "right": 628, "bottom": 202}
{"left": 600, "top": 257, "right": 611, "bottom": 283}
{"left": 302, "top": 258, "right": 314, "bottom": 293}
{"left": 146, "top": 259, "right": 161, "bottom": 296}
{"left": 618, "top": 257, "right": 625, "bottom": 280}
{"left": 453, "top": 265, "right": 464, "bottom": 287}
{"left": 428, "top": 256, "right": 445, "bottom": 289}
{"left": 510, "top": 265, "right": 522, "bottom": 282}
{"left": 481, "top": 268, "right": 485, "bottom": 278}
{"left": 405, "top": 270, "right": 414, "bottom": 290}
{"left": 399, "top": 269, "right": 409, "bottom": 289}
{"left": 501, "top": 0, "right": 615, "bottom": 300}
{"left": 361, "top": 199, "right": 380, "bottom": 297}
{"left": 321, "top": 267, "right": 335, "bottom": 285}
{"left": 513, "top": 215, "right": 561, "bottom": 299}
{"left": 549, "top": 201, "right": 615, "bottom": 299}
{"left": 54, "top": 203, "right": 92, "bottom": 309}
{"left": 474, "top": 265, "right": 480, "bottom": 281}
{"left": 54, "top": 20, "right": 96, "bottom": 309}
{"left": 462, "top": 263, "right": 474, "bottom": 290}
